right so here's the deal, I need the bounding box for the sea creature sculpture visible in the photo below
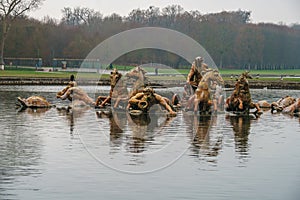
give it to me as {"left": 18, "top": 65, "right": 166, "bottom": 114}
{"left": 17, "top": 96, "right": 53, "bottom": 108}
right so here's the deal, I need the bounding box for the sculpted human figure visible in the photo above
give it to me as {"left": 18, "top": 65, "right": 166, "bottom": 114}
{"left": 56, "top": 74, "right": 95, "bottom": 106}
{"left": 56, "top": 74, "right": 77, "bottom": 101}
{"left": 282, "top": 98, "right": 300, "bottom": 115}
{"left": 57, "top": 87, "right": 95, "bottom": 106}
{"left": 271, "top": 96, "right": 296, "bottom": 113}
{"left": 186, "top": 56, "right": 209, "bottom": 92}
{"left": 128, "top": 87, "right": 177, "bottom": 117}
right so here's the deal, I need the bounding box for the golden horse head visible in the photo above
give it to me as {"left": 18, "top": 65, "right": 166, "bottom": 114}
{"left": 200, "top": 69, "right": 224, "bottom": 90}
{"left": 110, "top": 68, "right": 123, "bottom": 88}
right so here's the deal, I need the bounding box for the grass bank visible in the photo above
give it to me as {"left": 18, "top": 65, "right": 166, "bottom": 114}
{"left": 0, "top": 67, "right": 109, "bottom": 79}
{"left": 1, "top": 66, "right": 300, "bottom": 82}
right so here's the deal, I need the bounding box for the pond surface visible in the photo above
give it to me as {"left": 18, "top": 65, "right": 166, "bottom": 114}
{"left": 0, "top": 85, "right": 299, "bottom": 200}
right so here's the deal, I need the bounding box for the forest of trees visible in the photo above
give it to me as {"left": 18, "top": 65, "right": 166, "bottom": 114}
{"left": 2, "top": 5, "right": 300, "bottom": 69}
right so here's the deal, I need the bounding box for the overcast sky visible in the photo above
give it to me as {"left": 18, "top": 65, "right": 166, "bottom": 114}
{"left": 29, "top": 0, "right": 300, "bottom": 25}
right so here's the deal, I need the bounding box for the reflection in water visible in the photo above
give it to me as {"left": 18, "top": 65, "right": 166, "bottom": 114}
{"left": 0, "top": 87, "right": 299, "bottom": 199}
{"left": 228, "top": 115, "right": 250, "bottom": 153}
{"left": 93, "top": 108, "right": 179, "bottom": 168}
{"left": 126, "top": 109, "right": 175, "bottom": 154}
{"left": 57, "top": 106, "right": 91, "bottom": 135}
{"left": 225, "top": 114, "right": 258, "bottom": 163}
{"left": 0, "top": 128, "right": 42, "bottom": 197}
{"left": 193, "top": 115, "right": 222, "bottom": 159}
{"left": 184, "top": 113, "right": 222, "bottom": 164}
{"left": 17, "top": 107, "right": 52, "bottom": 116}
{"left": 126, "top": 112, "right": 151, "bottom": 153}
{"left": 96, "top": 109, "right": 126, "bottom": 146}
{"left": 0, "top": 93, "right": 44, "bottom": 198}
{"left": 184, "top": 112, "right": 261, "bottom": 165}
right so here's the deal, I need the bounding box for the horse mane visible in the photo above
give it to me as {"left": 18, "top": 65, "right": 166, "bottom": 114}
{"left": 238, "top": 71, "right": 252, "bottom": 81}
{"left": 200, "top": 69, "right": 223, "bottom": 88}
{"left": 126, "top": 66, "right": 149, "bottom": 86}
{"left": 200, "top": 69, "right": 215, "bottom": 82}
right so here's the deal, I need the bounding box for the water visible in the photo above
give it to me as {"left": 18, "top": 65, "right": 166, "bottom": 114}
{"left": 0, "top": 85, "right": 299, "bottom": 200}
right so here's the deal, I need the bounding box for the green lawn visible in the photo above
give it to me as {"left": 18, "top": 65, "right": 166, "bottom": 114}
{"left": 1, "top": 66, "right": 299, "bottom": 82}
{"left": 120, "top": 66, "right": 300, "bottom": 76}
{"left": 0, "top": 67, "right": 109, "bottom": 79}
{"left": 219, "top": 69, "right": 300, "bottom": 76}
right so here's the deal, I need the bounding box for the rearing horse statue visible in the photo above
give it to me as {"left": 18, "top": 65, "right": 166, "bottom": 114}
{"left": 95, "top": 68, "right": 128, "bottom": 108}
{"left": 185, "top": 69, "right": 224, "bottom": 114}
{"left": 194, "top": 69, "right": 224, "bottom": 114}
{"left": 95, "top": 67, "right": 150, "bottom": 109}
{"left": 125, "top": 66, "right": 149, "bottom": 98}
{"left": 225, "top": 71, "right": 262, "bottom": 115}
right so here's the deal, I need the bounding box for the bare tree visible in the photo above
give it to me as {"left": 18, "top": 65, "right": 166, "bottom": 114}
{"left": 0, "top": 0, "right": 44, "bottom": 70}
{"left": 61, "top": 7, "right": 103, "bottom": 26}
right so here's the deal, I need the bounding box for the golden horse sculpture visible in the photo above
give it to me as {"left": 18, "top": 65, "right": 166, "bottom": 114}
{"left": 95, "top": 68, "right": 128, "bottom": 108}
{"left": 225, "top": 71, "right": 262, "bottom": 115}
{"left": 96, "top": 66, "right": 168, "bottom": 110}
{"left": 185, "top": 69, "right": 224, "bottom": 114}
{"left": 17, "top": 96, "right": 53, "bottom": 108}
{"left": 95, "top": 66, "right": 150, "bottom": 109}
{"left": 125, "top": 66, "right": 149, "bottom": 98}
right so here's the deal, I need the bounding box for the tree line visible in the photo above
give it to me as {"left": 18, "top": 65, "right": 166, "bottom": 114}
{"left": 2, "top": 5, "right": 300, "bottom": 69}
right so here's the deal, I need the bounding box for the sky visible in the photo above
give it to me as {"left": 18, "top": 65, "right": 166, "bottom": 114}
{"left": 28, "top": 0, "right": 300, "bottom": 25}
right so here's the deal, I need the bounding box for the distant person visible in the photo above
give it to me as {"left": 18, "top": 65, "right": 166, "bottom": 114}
{"left": 109, "top": 63, "right": 113, "bottom": 69}
{"left": 155, "top": 67, "right": 158, "bottom": 75}
{"left": 186, "top": 56, "right": 209, "bottom": 91}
